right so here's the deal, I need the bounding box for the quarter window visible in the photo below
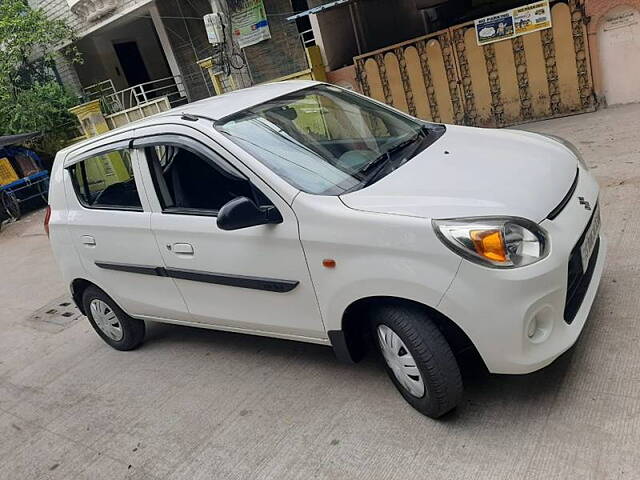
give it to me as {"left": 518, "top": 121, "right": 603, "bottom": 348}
{"left": 69, "top": 149, "right": 142, "bottom": 210}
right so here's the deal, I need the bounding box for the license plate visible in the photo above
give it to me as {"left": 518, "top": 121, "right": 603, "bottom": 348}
{"left": 580, "top": 205, "right": 601, "bottom": 270}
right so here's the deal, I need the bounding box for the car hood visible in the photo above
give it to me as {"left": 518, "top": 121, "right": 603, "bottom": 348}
{"left": 340, "top": 125, "right": 578, "bottom": 222}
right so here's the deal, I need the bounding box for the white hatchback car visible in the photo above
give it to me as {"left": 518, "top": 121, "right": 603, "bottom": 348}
{"left": 47, "top": 81, "right": 605, "bottom": 417}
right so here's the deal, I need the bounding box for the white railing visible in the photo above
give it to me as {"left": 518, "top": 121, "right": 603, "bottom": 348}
{"left": 299, "top": 28, "right": 316, "bottom": 48}
{"left": 83, "top": 79, "right": 116, "bottom": 101}
{"left": 83, "top": 76, "right": 189, "bottom": 115}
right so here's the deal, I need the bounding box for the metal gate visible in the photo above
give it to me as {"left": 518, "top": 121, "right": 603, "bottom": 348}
{"left": 354, "top": 0, "right": 594, "bottom": 127}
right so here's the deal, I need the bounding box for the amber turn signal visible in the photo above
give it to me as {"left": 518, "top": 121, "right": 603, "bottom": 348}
{"left": 470, "top": 229, "right": 507, "bottom": 263}
{"left": 322, "top": 259, "right": 336, "bottom": 268}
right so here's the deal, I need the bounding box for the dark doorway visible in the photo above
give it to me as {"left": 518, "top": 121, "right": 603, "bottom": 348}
{"left": 113, "top": 41, "right": 151, "bottom": 87}
{"left": 291, "top": 0, "right": 315, "bottom": 47}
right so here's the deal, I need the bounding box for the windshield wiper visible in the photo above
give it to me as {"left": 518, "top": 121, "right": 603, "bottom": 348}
{"left": 359, "top": 128, "right": 427, "bottom": 188}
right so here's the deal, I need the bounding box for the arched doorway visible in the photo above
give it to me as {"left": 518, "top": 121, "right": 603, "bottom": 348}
{"left": 598, "top": 5, "right": 640, "bottom": 105}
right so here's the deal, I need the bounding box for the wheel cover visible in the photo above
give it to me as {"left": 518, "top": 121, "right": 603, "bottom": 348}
{"left": 90, "top": 299, "right": 124, "bottom": 341}
{"left": 377, "top": 324, "right": 425, "bottom": 398}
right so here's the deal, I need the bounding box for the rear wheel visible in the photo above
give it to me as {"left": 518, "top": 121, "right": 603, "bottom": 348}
{"left": 371, "top": 304, "right": 463, "bottom": 418}
{"left": 82, "top": 286, "right": 145, "bottom": 351}
{"left": 1, "top": 190, "right": 20, "bottom": 220}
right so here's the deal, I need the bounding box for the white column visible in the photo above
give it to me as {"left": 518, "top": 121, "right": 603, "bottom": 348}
{"left": 309, "top": 14, "right": 329, "bottom": 67}
{"left": 148, "top": 3, "right": 187, "bottom": 97}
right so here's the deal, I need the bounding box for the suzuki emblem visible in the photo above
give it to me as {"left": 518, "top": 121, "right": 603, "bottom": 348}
{"left": 578, "top": 196, "right": 592, "bottom": 211}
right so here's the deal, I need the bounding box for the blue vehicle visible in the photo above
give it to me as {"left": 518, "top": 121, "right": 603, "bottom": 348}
{"left": 0, "top": 133, "right": 49, "bottom": 222}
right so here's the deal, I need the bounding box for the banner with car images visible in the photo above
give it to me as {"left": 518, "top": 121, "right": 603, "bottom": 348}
{"left": 475, "top": 0, "right": 552, "bottom": 46}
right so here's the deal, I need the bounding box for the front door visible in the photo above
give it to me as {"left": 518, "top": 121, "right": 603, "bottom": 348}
{"left": 134, "top": 127, "right": 326, "bottom": 341}
{"left": 63, "top": 142, "right": 190, "bottom": 321}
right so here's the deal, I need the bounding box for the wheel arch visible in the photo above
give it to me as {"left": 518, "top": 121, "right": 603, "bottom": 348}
{"left": 332, "top": 296, "right": 485, "bottom": 369}
{"left": 70, "top": 278, "right": 98, "bottom": 315}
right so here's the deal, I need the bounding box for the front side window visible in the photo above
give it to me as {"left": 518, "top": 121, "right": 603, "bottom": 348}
{"left": 145, "top": 144, "right": 257, "bottom": 215}
{"left": 216, "top": 85, "right": 443, "bottom": 195}
{"left": 69, "top": 149, "right": 142, "bottom": 210}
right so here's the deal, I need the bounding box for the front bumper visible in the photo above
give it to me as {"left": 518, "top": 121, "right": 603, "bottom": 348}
{"left": 437, "top": 167, "right": 606, "bottom": 374}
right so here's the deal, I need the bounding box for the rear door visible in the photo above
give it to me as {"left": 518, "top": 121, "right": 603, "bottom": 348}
{"left": 133, "top": 124, "right": 326, "bottom": 341}
{"left": 63, "top": 139, "right": 189, "bottom": 321}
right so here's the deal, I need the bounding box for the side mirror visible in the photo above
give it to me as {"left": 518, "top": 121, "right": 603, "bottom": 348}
{"left": 217, "top": 196, "right": 283, "bottom": 231}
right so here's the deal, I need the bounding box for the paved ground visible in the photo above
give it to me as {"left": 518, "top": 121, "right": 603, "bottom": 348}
{"left": 1, "top": 104, "right": 640, "bottom": 480}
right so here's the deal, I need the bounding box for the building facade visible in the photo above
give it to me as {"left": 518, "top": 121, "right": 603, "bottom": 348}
{"left": 586, "top": 0, "right": 640, "bottom": 106}
{"left": 31, "top": 0, "right": 640, "bottom": 130}
{"left": 310, "top": 0, "right": 640, "bottom": 118}
{"left": 31, "top": 0, "right": 311, "bottom": 109}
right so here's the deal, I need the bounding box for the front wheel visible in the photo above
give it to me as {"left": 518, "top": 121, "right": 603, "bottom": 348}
{"left": 372, "top": 304, "right": 463, "bottom": 418}
{"left": 82, "top": 286, "right": 145, "bottom": 351}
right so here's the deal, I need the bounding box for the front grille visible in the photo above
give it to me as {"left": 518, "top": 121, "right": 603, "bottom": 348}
{"left": 564, "top": 208, "right": 600, "bottom": 324}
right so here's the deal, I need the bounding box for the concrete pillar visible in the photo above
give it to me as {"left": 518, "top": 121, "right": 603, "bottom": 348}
{"left": 197, "top": 57, "right": 228, "bottom": 95}
{"left": 306, "top": 46, "right": 327, "bottom": 82}
{"left": 149, "top": 4, "right": 187, "bottom": 99}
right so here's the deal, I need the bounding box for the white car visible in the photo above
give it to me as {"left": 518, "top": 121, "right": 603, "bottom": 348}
{"left": 47, "top": 81, "right": 605, "bottom": 418}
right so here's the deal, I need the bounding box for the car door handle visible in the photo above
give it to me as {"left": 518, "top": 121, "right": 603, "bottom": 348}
{"left": 81, "top": 235, "right": 96, "bottom": 246}
{"left": 169, "top": 243, "right": 194, "bottom": 255}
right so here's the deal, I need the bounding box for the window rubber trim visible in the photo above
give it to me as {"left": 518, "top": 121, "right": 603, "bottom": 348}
{"left": 132, "top": 134, "right": 246, "bottom": 181}
{"left": 137, "top": 133, "right": 269, "bottom": 215}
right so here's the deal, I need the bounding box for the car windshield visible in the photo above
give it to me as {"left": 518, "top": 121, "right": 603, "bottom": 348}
{"left": 215, "top": 85, "right": 432, "bottom": 195}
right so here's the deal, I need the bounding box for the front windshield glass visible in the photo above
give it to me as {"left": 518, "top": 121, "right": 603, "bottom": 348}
{"left": 216, "top": 85, "right": 429, "bottom": 195}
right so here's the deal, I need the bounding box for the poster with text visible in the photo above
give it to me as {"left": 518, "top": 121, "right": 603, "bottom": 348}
{"left": 232, "top": 0, "right": 271, "bottom": 49}
{"left": 475, "top": 11, "right": 515, "bottom": 46}
{"left": 475, "top": 1, "right": 552, "bottom": 46}
{"left": 513, "top": 1, "right": 552, "bottom": 36}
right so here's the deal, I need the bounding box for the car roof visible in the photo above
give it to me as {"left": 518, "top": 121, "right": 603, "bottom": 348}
{"left": 58, "top": 80, "right": 321, "bottom": 158}
{"left": 175, "top": 80, "right": 320, "bottom": 121}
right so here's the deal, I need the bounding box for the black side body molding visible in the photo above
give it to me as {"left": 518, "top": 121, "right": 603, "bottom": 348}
{"left": 95, "top": 262, "right": 167, "bottom": 277}
{"left": 165, "top": 268, "right": 298, "bottom": 293}
{"left": 95, "top": 262, "right": 298, "bottom": 293}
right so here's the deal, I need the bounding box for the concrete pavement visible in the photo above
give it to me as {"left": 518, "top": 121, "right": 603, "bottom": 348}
{"left": 1, "top": 104, "right": 640, "bottom": 479}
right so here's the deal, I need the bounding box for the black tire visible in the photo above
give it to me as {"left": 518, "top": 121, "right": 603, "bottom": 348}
{"left": 1, "top": 190, "right": 20, "bottom": 220}
{"left": 82, "top": 286, "right": 145, "bottom": 351}
{"left": 371, "top": 304, "right": 463, "bottom": 418}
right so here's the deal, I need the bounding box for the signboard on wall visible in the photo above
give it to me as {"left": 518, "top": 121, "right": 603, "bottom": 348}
{"left": 475, "top": 12, "right": 515, "bottom": 45}
{"left": 513, "top": 2, "right": 552, "bottom": 35}
{"left": 475, "top": 1, "right": 551, "bottom": 46}
{"left": 603, "top": 9, "right": 638, "bottom": 31}
{"left": 232, "top": 0, "right": 271, "bottom": 49}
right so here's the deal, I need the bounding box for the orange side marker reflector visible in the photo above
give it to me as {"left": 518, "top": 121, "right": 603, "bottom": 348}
{"left": 322, "top": 259, "right": 336, "bottom": 268}
{"left": 470, "top": 229, "right": 507, "bottom": 263}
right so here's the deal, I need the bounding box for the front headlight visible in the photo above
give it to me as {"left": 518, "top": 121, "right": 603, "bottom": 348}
{"left": 432, "top": 217, "right": 549, "bottom": 268}
{"left": 540, "top": 133, "right": 589, "bottom": 171}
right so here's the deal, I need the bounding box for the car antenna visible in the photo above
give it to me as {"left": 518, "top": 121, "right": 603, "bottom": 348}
{"left": 181, "top": 113, "right": 200, "bottom": 122}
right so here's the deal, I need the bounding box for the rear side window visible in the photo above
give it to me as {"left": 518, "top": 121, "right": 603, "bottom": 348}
{"left": 68, "top": 149, "right": 142, "bottom": 210}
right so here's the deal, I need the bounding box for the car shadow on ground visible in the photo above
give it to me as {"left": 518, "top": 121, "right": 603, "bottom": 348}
{"left": 141, "top": 319, "right": 575, "bottom": 423}
{"left": 143, "top": 320, "right": 343, "bottom": 369}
